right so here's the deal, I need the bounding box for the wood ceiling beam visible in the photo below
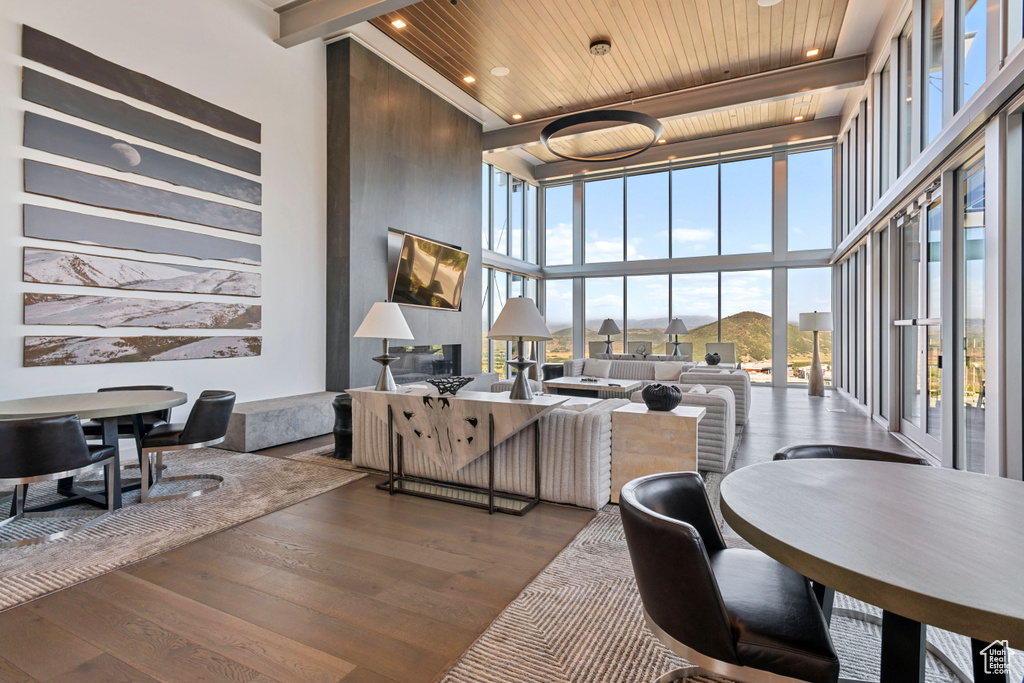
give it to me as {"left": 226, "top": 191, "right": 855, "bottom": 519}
{"left": 275, "top": 0, "right": 420, "bottom": 48}
{"left": 484, "top": 55, "right": 866, "bottom": 152}
{"left": 533, "top": 118, "right": 840, "bottom": 181}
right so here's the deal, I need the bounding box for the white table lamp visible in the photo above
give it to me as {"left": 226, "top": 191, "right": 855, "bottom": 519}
{"left": 665, "top": 318, "right": 689, "bottom": 356}
{"left": 354, "top": 302, "right": 414, "bottom": 391}
{"left": 488, "top": 297, "right": 552, "bottom": 400}
{"left": 798, "top": 311, "right": 832, "bottom": 397}
{"left": 597, "top": 318, "right": 620, "bottom": 355}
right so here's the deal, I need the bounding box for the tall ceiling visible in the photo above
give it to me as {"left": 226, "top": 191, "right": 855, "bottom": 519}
{"left": 371, "top": 0, "right": 849, "bottom": 127}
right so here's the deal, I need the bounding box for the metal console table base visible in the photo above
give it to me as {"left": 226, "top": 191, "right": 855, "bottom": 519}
{"left": 378, "top": 406, "right": 542, "bottom": 516}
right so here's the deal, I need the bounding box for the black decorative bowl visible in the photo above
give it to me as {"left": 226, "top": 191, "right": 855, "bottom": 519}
{"left": 704, "top": 352, "right": 721, "bottom": 366}
{"left": 426, "top": 376, "right": 474, "bottom": 396}
{"left": 641, "top": 383, "right": 682, "bottom": 411}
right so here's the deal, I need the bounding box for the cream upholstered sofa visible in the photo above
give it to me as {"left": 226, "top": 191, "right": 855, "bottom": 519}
{"left": 561, "top": 356, "right": 751, "bottom": 426}
{"left": 351, "top": 396, "right": 628, "bottom": 510}
{"left": 629, "top": 385, "right": 737, "bottom": 473}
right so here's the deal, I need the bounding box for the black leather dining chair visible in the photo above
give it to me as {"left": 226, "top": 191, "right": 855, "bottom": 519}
{"left": 621, "top": 471, "right": 840, "bottom": 683}
{"left": 773, "top": 443, "right": 931, "bottom": 466}
{"left": 138, "top": 390, "right": 234, "bottom": 503}
{"left": 0, "top": 415, "right": 116, "bottom": 548}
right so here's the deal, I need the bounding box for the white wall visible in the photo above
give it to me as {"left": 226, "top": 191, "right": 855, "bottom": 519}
{"left": 0, "top": 0, "right": 327, "bottom": 410}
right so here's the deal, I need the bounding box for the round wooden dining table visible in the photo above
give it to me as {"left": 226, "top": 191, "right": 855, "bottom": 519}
{"left": 0, "top": 390, "right": 187, "bottom": 510}
{"left": 721, "top": 459, "right": 1024, "bottom": 683}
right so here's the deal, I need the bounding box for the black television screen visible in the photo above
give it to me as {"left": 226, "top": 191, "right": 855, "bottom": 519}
{"left": 389, "top": 233, "right": 469, "bottom": 311}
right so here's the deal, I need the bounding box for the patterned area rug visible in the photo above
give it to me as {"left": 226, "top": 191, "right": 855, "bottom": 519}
{"left": 279, "top": 443, "right": 359, "bottom": 470}
{"left": 440, "top": 506, "right": 1002, "bottom": 683}
{"left": 0, "top": 448, "right": 364, "bottom": 612}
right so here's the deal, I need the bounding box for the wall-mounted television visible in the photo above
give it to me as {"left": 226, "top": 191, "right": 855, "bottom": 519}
{"left": 389, "top": 233, "right": 469, "bottom": 311}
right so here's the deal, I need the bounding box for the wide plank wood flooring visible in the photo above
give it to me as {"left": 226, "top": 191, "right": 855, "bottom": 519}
{"left": 0, "top": 466, "right": 595, "bottom": 683}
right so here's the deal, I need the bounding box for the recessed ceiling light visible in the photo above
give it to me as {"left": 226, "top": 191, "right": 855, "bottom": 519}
{"left": 463, "top": 75, "right": 475, "bottom": 83}
{"left": 794, "top": 115, "right": 805, "bottom": 121}
{"left": 658, "top": 139, "right": 667, "bottom": 144}
{"left": 757, "top": 0, "right": 782, "bottom": 7}
{"left": 490, "top": 66, "right": 510, "bottom": 77}
{"left": 391, "top": 19, "right": 407, "bottom": 28}
{"left": 806, "top": 48, "right": 819, "bottom": 57}
{"left": 512, "top": 113, "right": 522, "bottom": 120}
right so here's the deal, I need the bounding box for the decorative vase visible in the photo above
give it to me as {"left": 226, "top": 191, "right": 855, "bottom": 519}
{"left": 641, "top": 383, "right": 682, "bottom": 411}
{"left": 425, "top": 376, "right": 474, "bottom": 395}
{"left": 704, "top": 352, "right": 721, "bottom": 366}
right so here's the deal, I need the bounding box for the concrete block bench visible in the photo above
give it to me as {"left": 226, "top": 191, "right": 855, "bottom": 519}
{"left": 217, "top": 392, "right": 341, "bottom": 453}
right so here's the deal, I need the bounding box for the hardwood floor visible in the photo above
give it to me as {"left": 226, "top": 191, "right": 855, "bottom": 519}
{"left": 0, "top": 386, "right": 909, "bottom": 683}
{"left": 0, "top": 468, "right": 594, "bottom": 682}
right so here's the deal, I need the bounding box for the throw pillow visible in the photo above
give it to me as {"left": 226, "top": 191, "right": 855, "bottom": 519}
{"left": 582, "top": 359, "right": 612, "bottom": 378}
{"left": 689, "top": 384, "right": 707, "bottom": 394}
{"left": 654, "top": 361, "right": 686, "bottom": 381}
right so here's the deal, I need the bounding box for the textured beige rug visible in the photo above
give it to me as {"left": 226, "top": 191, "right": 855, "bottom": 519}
{"left": 279, "top": 443, "right": 359, "bottom": 470}
{"left": 0, "top": 447, "right": 363, "bottom": 612}
{"left": 439, "top": 506, "right": 986, "bottom": 683}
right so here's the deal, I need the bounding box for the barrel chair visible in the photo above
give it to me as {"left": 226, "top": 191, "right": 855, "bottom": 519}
{"left": 620, "top": 471, "right": 840, "bottom": 683}
{"left": 138, "top": 390, "right": 235, "bottom": 503}
{"left": 0, "top": 415, "right": 116, "bottom": 548}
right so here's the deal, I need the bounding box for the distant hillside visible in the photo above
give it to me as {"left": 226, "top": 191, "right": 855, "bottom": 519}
{"left": 545, "top": 311, "right": 831, "bottom": 365}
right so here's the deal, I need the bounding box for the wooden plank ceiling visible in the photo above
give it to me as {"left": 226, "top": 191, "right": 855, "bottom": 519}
{"left": 371, "top": 0, "right": 849, "bottom": 126}
{"left": 521, "top": 93, "right": 822, "bottom": 162}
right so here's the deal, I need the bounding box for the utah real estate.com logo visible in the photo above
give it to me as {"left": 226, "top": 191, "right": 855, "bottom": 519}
{"left": 980, "top": 640, "right": 1009, "bottom": 676}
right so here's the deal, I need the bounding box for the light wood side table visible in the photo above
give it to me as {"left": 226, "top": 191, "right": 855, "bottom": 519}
{"left": 610, "top": 403, "right": 704, "bottom": 503}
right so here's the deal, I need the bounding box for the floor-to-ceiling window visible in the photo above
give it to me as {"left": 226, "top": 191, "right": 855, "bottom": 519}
{"left": 789, "top": 149, "right": 835, "bottom": 251}
{"left": 958, "top": 0, "right": 986, "bottom": 107}
{"left": 540, "top": 149, "right": 834, "bottom": 378}
{"left": 625, "top": 275, "right": 669, "bottom": 353}
{"left": 721, "top": 270, "right": 773, "bottom": 381}
{"left": 626, "top": 171, "right": 669, "bottom": 261}
{"left": 544, "top": 184, "right": 573, "bottom": 266}
{"left": 788, "top": 268, "right": 833, "bottom": 385}
{"left": 721, "top": 157, "right": 772, "bottom": 255}
{"left": 899, "top": 19, "right": 915, "bottom": 174}
{"left": 879, "top": 60, "right": 893, "bottom": 194}
{"left": 958, "top": 156, "right": 986, "bottom": 472}
{"left": 544, "top": 279, "right": 574, "bottom": 364}
{"left": 584, "top": 178, "right": 624, "bottom": 263}
{"left": 584, "top": 277, "right": 624, "bottom": 354}
{"left": 671, "top": 272, "right": 720, "bottom": 360}
{"left": 924, "top": 0, "right": 945, "bottom": 145}
{"left": 671, "top": 164, "right": 718, "bottom": 257}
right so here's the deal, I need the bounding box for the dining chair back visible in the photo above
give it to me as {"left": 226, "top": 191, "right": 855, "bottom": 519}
{"left": 0, "top": 415, "right": 115, "bottom": 547}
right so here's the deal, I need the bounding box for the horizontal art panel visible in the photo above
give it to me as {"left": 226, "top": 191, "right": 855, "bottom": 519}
{"left": 24, "top": 293, "right": 261, "bottom": 330}
{"left": 22, "top": 26, "right": 261, "bottom": 143}
{"left": 24, "top": 69, "right": 261, "bottom": 175}
{"left": 25, "top": 113, "right": 261, "bottom": 204}
{"left": 24, "top": 205, "right": 261, "bottom": 265}
{"left": 24, "top": 248, "right": 261, "bottom": 298}
{"left": 25, "top": 335, "right": 262, "bottom": 366}
{"left": 25, "top": 161, "right": 261, "bottom": 235}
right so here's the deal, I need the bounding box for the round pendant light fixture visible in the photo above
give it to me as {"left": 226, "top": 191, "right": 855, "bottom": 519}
{"left": 540, "top": 109, "right": 663, "bottom": 162}
{"left": 539, "top": 38, "right": 664, "bottom": 163}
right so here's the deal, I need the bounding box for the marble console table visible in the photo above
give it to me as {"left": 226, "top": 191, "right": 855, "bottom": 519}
{"left": 348, "top": 386, "right": 567, "bottom": 514}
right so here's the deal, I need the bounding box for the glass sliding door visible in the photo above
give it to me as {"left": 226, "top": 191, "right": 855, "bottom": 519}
{"left": 957, "top": 157, "right": 986, "bottom": 472}
{"left": 897, "top": 191, "right": 942, "bottom": 456}
{"left": 878, "top": 228, "right": 890, "bottom": 419}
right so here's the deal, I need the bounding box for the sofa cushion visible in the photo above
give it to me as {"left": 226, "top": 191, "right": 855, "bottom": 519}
{"left": 583, "top": 359, "right": 612, "bottom": 378}
{"left": 654, "top": 361, "right": 687, "bottom": 381}
{"left": 688, "top": 384, "right": 707, "bottom": 394}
